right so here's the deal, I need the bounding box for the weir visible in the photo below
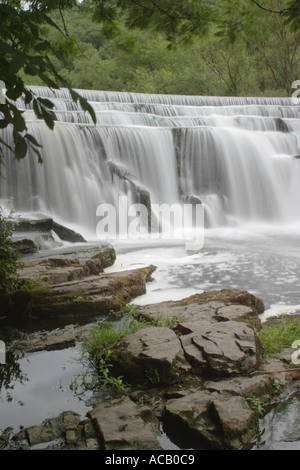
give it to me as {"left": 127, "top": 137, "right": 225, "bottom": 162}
{"left": 1, "top": 86, "right": 300, "bottom": 239}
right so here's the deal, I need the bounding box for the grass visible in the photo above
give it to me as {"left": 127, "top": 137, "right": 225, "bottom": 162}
{"left": 72, "top": 304, "right": 147, "bottom": 395}
{"left": 258, "top": 316, "right": 300, "bottom": 358}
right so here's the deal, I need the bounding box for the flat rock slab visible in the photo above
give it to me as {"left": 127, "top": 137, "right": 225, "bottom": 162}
{"left": 0, "top": 265, "right": 156, "bottom": 321}
{"left": 89, "top": 397, "right": 162, "bottom": 450}
{"left": 138, "top": 289, "right": 264, "bottom": 328}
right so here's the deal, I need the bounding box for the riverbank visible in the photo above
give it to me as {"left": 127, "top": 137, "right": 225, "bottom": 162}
{"left": 1, "top": 229, "right": 300, "bottom": 450}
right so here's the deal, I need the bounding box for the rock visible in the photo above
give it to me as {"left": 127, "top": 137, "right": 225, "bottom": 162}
{"left": 164, "top": 391, "right": 256, "bottom": 450}
{"left": 0, "top": 264, "right": 156, "bottom": 322}
{"left": 88, "top": 396, "right": 162, "bottom": 450}
{"left": 138, "top": 289, "right": 264, "bottom": 328}
{"left": 276, "top": 118, "right": 289, "bottom": 133}
{"left": 13, "top": 238, "right": 38, "bottom": 254}
{"left": 211, "top": 395, "right": 256, "bottom": 449}
{"left": 111, "top": 326, "right": 189, "bottom": 385}
{"left": 12, "top": 216, "right": 86, "bottom": 244}
{"left": 13, "top": 217, "right": 54, "bottom": 234}
{"left": 52, "top": 221, "right": 86, "bottom": 243}
{"left": 204, "top": 375, "right": 274, "bottom": 401}
{"left": 164, "top": 391, "right": 221, "bottom": 448}
{"left": 178, "top": 319, "right": 261, "bottom": 376}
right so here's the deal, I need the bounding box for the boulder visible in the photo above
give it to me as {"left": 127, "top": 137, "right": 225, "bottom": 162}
{"left": 178, "top": 319, "right": 261, "bottom": 376}
{"left": 89, "top": 396, "right": 162, "bottom": 450}
{"left": 164, "top": 391, "right": 256, "bottom": 450}
{"left": 0, "top": 251, "right": 156, "bottom": 323}
{"left": 12, "top": 216, "right": 86, "bottom": 243}
{"left": 13, "top": 238, "right": 38, "bottom": 254}
{"left": 111, "top": 326, "right": 190, "bottom": 385}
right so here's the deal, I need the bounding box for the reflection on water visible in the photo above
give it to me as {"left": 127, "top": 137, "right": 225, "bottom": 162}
{"left": 0, "top": 344, "right": 92, "bottom": 433}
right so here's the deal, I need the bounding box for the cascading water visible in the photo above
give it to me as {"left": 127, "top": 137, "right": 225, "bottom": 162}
{"left": 1, "top": 86, "right": 300, "bottom": 241}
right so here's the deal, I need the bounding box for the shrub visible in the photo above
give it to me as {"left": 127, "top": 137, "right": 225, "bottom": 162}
{"left": 0, "top": 207, "right": 22, "bottom": 293}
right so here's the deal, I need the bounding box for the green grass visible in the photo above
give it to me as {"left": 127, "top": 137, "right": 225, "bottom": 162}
{"left": 258, "top": 317, "right": 300, "bottom": 358}
{"left": 73, "top": 305, "right": 147, "bottom": 394}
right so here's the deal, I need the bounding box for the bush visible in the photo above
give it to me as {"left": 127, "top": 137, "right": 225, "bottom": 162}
{"left": 0, "top": 207, "right": 22, "bottom": 293}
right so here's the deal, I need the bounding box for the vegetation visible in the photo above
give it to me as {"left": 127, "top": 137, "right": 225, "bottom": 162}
{"left": 258, "top": 316, "right": 300, "bottom": 358}
{"left": 73, "top": 305, "right": 147, "bottom": 394}
{"left": 0, "top": 207, "right": 22, "bottom": 294}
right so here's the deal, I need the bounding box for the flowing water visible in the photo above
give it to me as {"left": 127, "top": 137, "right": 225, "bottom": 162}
{"left": 1, "top": 87, "right": 300, "bottom": 449}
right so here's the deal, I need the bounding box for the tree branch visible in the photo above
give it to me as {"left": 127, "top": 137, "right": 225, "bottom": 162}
{"left": 249, "top": 0, "right": 298, "bottom": 15}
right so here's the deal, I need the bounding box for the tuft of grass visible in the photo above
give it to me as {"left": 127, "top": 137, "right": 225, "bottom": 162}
{"left": 73, "top": 305, "right": 147, "bottom": 395}
{"left": 258, "top": 316, "right": 300, "bottom": 358}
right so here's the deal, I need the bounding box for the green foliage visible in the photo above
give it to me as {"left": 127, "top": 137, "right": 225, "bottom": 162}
{"left": 75, "top": 307, "right": 147, "bottom": 394}
{"left": 258, "top": 317, "right": 300, "bottom": 358}
{"left": 0, "top": 0, "right": 96, "bottom": 164}
{"left": 246, "top": 396, "right": 267, "bottom": 416}
{"left": 0, "top": 207, "right": 22, "bottom": 294}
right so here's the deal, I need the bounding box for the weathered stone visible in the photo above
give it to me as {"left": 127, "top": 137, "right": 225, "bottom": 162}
{"left": 204, "top": 374, "right": 274, "bottom": 400}
{"left": 89, "top": 397, "right": 162, "bottom": 450}
{"left": 0, "top": 265, "right": 156, "bottom": 322}
{"left": 52, "top": 221, "right": 86, "bottom": 243}
{"left": 164, "top": 391, "right": 256, "bottom": 450}
{"left": 25, "top": 425, "right": 56, "bottom": 446}
{"left": 138, "top": 289, "right": 264, "bottom": 326}
{"left": 164, "top": 391, "right": 222, "bottom": 449}
{"left": 13, "top": 238, "right": 38, "bottom": 254}
{"left": 178, "top": 320, "right": 261, "bottom": 376}
{"left": 212, "top": 396, "right": 256, "bottom": 449}
{"left": 111, "top": 326, "right": 187, "bottom": 384}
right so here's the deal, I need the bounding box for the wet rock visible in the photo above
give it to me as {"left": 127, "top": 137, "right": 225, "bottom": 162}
{"left": 212, "top": 395, "right": 256, "bottom": 449}
{"left": 88, "top": 396, "right": 162, "bottom": 450}
{"left": 0, "top": 264, "right": 156, "bottom": 323}
{"left": 164, "top": 391, "right": 221, "bottom": 448}
{"left": 111, "top": 326, "right": 190, "bottom": 385}
{"left": 12, "top": 216, "right": 86, "bottom": 243}
{"left": 52, "top": 221, "right": 86, "bottom": 243}
{"left": 164, "top": 391, "right": 256, "bottom": 450}
{"left": 13, "top": 238, "right": 38, "bottom": 255}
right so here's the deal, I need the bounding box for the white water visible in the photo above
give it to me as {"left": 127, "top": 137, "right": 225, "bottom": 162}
{"left": 1, "top": 86, "right": 300, "bottom": 314}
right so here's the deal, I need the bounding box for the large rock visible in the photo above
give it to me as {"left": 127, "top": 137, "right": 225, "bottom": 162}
{"left": 89, "top": 396, "right": 162, "bottom": 450}
{"left": 138, "top": 289, "right": 264, "bottom": 328}
{"left": 0, "top": 257, "right": 156, "bottom": 322}
{"left": 111, "top": 326, "right": 190, "bottom": 385}
{"left": 178, "top": 319, "right": 261, "bottom": 376}
{"left": 12, "top": 217, "right": 86, "bottom": 243}
{"left": 111, "top": 290, "right": 264, "bottom": 383}
{"left": 164, "top": 391, "right": 256, "bottom": 450}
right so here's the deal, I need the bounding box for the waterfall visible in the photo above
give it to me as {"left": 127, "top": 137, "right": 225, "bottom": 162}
{"left": 1, "top": 86, "right": 300, "bottom": 241}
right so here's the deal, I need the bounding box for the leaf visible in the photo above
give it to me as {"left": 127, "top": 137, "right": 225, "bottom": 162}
{"left": 41, "top": 107, "right": 55, "bottom": 130}
{"left": 11, "top": 112, "right": 26, "bottom": 132}
{"left": 37, "top": 97, "right": 55, "bottom": 109}
{"left": 14, "top": 137, "right": 28, "bottom": 160}
{"left": 24, "top": 133, "right": 42, "bottom": 148}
